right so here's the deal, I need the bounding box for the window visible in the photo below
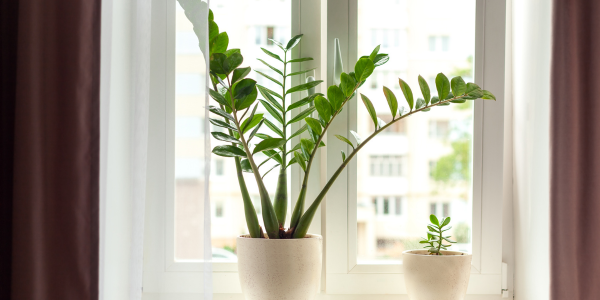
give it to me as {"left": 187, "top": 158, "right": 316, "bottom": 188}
{"left": 266, "top": 26, "right": 274, "bottom": 45}
{"left": 395, "top": 197, "right": 402, "bottom": 215}
{"left": 145, "top": 0, "right": 506, "bottom": 296}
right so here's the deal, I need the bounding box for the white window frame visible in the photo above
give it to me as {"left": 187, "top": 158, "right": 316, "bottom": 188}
{"left": 143, "top": 0, "right": 508, "bottom": 298}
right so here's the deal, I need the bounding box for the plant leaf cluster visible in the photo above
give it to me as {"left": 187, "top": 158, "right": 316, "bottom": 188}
{"left": 183, "top": 6, "right": 497, "bottom": 240}
{"left": 420, "top": 215, "right": 457, "bottom": 255}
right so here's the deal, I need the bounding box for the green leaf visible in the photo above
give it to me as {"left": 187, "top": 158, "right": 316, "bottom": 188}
{"left": 382, "top": 86, "right": 398, "bottom": 119}
{"left": 327, "top": 85, "right": 346, "bottom": 111}
{"left": 260, "top": 100, "right": 283, "bottom": 124}
{"left": 241, "top": 111, "right": 263, "bottom": 134}
{"left": 341, "top": 150, "right": 346, "bottom": 162}
{"left": 430, "top": 96, "right": 440, "bottom": 104}
{"left": 398, "top": 78, "right": 414, "bottom": 110}
{"left": 340, "top": 72, "right": 356, "bottom": 97}
{"left": 427, "top": 226, "right": 437, "bottom": 232}
{"left": 354, "top": 57, "right": 375, "bottom": 82}
{"left": 451, "top": 99, "right": 466, "bottom": 103}
{"left": 369, "top": 45, "right": 380, "bottom": 61}
{"left": 223, "top": 48, "right": 240, "bottom": 57}
{"left": 288, "top": 57, "right": 313, "bottom": 63}
{"left": 441, "top": 217, "right": 451, "bottom": 227}
{"left": 418, "top": 75, "right": 431, "bottom": 105}
{"left": 286, "top": 34, "right": 303, "bottom": 50}
{"left": 286, "top": 80, "right": 323, "bottom": 95}
{"left": 208, "top": 105, "right": 235, "bottom": 122}
{"left": 225, "top": 52, "right": 243, "bottom": 74}
{"left": 360, "top": 94, "right": 378, "bottom": 129}
{"left": 268, "top": 38, "right": 285, "bottom": 50}
{"left": 415, "top": 98, "right": 425, "bottom": 109}
{"left": 210, "top": 32, "right": 229, "bottom": 56}
{"left": 314, "top": 95, "right": 333, "bottom": 123}
{"left": 398, "top": 106, "right": 406, "bottom": 116}
{"left": 257, "top": 85, "right": 283, "bottom": 100}
{"left": 260, "top": 47, "right": 283, "bottom": 62}
{"left": 233, "top": 78, "right": 257, "bottom": 100}
{"left": 300, "top": 138, "right": 315, "bottom": 159}
{"left": 335, "top": 135, "right": 354, "bottom": 149}
{"left": 209, "top": 89, "right": 230, "bottom": 109}
{"left": 235, "top": 86, "right": 258, "bottom": 110}
{"left": 208, "top": 20, "right": 219, "bottom": 41}
{"left": 304, "top": 117, "right": 322, "bottom": 135}
{"left": 294, "top": 151, "right": 307, "bottom": 171}
{"left": 482, "top": 90, "right": 496, "bottom": 100}
{"left": 350, "top": 130, "right": 363, "bottom": 145}
{"left": 306, "top": 125, "right": 319, "bottom": 143}
{"left": 435, "top": 73, "right": 451, "bottom": 100}
{"left": 254, "top": 133, "right": 272, "bottom": 140}
{"left": 210, "top": 118, "right": 237, "bottom": 132}
{"left": 240, "top": 159, "right": 253, "bottom": 173}
{"left": 451, "top": 76, "right": 466, "bottom": 97}
{"left": 263, "top": 118, "right": 284, "bottom": 137}
{"left": 419, "top": 240, "right": 430, "bottom": 244}
{"left": 288, "top": 106, "right": 316, "bottom": 125}
{"left": 253, "top": 138, "right": 286, "bottom": 154}
{"left": 256, "top": 59, "right": 283, "bottom": 76}
{"left": 257, "top": 85, "right": 284, "bottom": 112}
{"left": 255, "top": 70, "right": 283, "bottom": 87}
{"left": 373, "top": 54, "right": 389, "bottom": 67}
{"left": 428, "top": 248, "right": 439, "bottom": 253}
{"left": 430, "top": 215, "right": 439, "bottom": 226}
{"left": 262, "top": 150, "right": 283, "bottom": 165}
{"left": 211, "top": 132, "right": 241, "bottom": 144}
{"left": 210, "top": 53, "right": 228, "bottom": 74}
{"left": 248, "top": 119, "right": 264, "bottom": 141}
{"left": 287, "top": 93, "right": 321, "bottom": 112}
{"left": 443, "top": 237, "right": 457, "bottom": 243}
{"left": 232, "top": 67, "right": 251, "bottom": 85}
{"left": 442, "top": 226, "right": 453, "bottom": 232}
{"left": 288, "top": 124, "right": 308, "bottom": 141}
{"left": 213, "top": 145, "right": 246, "bottom": 157}
{"left": 288, "top": 68, "right": 317, "bottom": 77}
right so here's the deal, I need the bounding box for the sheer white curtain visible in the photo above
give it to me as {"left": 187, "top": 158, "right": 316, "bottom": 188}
{"left": 507, "top": 0, "right": 551, "bottom": 299}
{"left": 100, "top": 0, "right": 212, "bottom": 299}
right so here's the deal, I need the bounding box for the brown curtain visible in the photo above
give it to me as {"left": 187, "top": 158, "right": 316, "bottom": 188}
{"left": 551, "top": 0, "right": 600, "bottom": 299}
{"left": 0, "top": 0, "right": 101, "bottom": 299}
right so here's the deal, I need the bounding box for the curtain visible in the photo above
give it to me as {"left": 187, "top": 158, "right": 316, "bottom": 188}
{"left": 551, "top": 0, "right": 600, "bottom": 299}
{"left": 510, "top": 0, "right": 551, "bottom": 299}
{"left": 0, "top": 0, "right": 101, "bottom": 299}
{"left": 99, "top": 0, "right": 151, "bottom": 299}
{"left": 100, "top": 0, "right": 213, "bottom": 298}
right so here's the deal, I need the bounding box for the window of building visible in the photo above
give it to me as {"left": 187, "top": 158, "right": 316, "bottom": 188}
{"left": 215, "top": 159, "right": 224, "bottom": 176}
{"left": 215, "top": 202, "right": 224, "bottom": 218}
{"left": 383, "top": 198, "right": 390, "bottom": 215}
{"left": 395, "top": 197, "right": 402, "bottom": 215}
{"left": 266, "top": 26, "right": 274, "bottom": 45}
{"left": 443, "top": 203, "right": 450, "bottom": 218}
{"left": 369, "top": 155, "right": 404, "bottom": 177}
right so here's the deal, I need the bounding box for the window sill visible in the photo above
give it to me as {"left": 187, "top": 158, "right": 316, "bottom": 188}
{"left": 143, "top": 293, "right": 510, "bottom": 300}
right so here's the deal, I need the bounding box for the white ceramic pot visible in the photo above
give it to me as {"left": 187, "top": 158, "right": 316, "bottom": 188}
{"left": 403, "top": 250, "right": 472, "bottom": 300}
{"left": 237, "top": 234, "right": 322, "bottom": 300}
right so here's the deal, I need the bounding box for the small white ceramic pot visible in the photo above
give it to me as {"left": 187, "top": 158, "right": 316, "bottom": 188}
{"left": 403, "top": 250, "right": 472, "bottom": 300}
{"left": 237, "top": 234, "right": 322, "bottom": 300}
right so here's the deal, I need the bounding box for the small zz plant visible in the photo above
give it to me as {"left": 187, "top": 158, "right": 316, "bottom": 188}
{"left": 420, "top": 215, "right": 457, "bottom": 255}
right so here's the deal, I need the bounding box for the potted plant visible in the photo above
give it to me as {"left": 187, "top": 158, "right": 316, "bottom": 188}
{"left": 179, "top": 4, "right": 495, "bottom": 299}
{"left": 403, "top": 215, "right": 472, "bottom": 300}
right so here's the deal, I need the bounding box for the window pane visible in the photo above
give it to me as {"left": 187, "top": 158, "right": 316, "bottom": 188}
{"left": 356, "top": 0, "right": 475, "bottom": 263}
{"left": 174, "top": 0, "right": 291, "bottom": 261}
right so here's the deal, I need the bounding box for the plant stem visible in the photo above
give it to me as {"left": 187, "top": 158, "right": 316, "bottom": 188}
{"left": 226, "top": 76, "right": 280, "bottom": 239}
{"left": 211, "top": 80, "right": 261, "bottom": 238}
{"left": 289, "top": 84, "right": 361, "bottom": 232}
{"left": 293, "top": 95, "right": 466, "bottom": 238}
{"left": 273, "top": 51, "right": 288, "bottom": 228}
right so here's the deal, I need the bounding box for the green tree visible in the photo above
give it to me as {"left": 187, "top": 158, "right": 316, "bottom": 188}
{"left": 431, "top": 140, "right": 471, "bottom": 182}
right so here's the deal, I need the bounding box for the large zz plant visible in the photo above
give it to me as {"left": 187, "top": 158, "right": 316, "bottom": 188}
{"left": 182, "top": 5, "right": 496, "bottom": 239}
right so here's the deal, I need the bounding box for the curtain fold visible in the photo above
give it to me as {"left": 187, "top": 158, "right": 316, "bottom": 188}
{"left": 0, "top": 0, "right": 101, "bottom": 299}
{"left": 551, "top": 0, "right": 600, "bottom": 299}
